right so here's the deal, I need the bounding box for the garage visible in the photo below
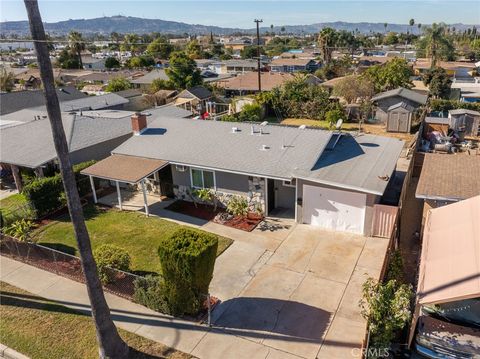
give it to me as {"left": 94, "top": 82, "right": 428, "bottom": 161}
{"left": 302, "top": 184, "right": 366, "bottom": 234}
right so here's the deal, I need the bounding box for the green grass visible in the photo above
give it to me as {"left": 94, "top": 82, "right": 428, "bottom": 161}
{"left": 0, "top": 193, "right": 34, "bottom": 226}
{"left": 33, "top": 205, "right": 233, "bottom": 275}
{"left": 0, "top": 282, "right": 192, "bottom": 359}
{"left": 0, "top": 193, "right": 28, "bottom": 209}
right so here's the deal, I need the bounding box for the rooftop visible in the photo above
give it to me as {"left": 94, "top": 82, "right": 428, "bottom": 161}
{"left": 216, "top": 72, "right": 295, "bottom": 91}
{"left": 270, "top": 58, "right": 316, "bottom": 66}
{"left": 416, "top": 153, "right": 480, "bottom": 201}
{"left": 371, "top": 87, "right": 428, "bottom": 105}
{"left": 130, "top": 69, "right": 169, "bottom": 84}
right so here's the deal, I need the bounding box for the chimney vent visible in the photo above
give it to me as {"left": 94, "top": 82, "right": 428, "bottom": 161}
{"left": 131, "top": 112, "right": 147, "bottom": 135}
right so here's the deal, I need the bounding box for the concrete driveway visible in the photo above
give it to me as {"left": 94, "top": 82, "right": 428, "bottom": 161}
{"left": 206, "top": 225, "right": 389, "bottom": 359}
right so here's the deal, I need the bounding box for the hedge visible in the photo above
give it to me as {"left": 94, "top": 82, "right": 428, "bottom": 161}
{"left": 133, "top": 275, "right": 170, "bottom": 313}
{"left": 429, "top": 99, "right": 480, "bottom": 113}
{"left": 157, "top": 227, "right": 218, "bottom": 316}
{"left": 93, "top": 244, "right": 131, "bottom": 284}
{"left": 22, "top": 160, "right": 96, "bottom": 218}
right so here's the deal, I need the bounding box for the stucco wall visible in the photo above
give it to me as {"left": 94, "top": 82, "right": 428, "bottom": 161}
{"left": 295, "top": 178, "right": 380, "bottom": 236}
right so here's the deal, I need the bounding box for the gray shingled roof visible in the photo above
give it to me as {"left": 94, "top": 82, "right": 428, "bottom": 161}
{"left": 371, "top": 87, "right": 428, "bottom": 105}
{"left": 387, "top": 101, "right": 415, "bottom": 112}
{"left": 179, "top": 86, "right": 212, "bottom": 100}
{"left": 54, "top": 93, "right": 129, "bottom": 112}
{"left": 130, "top": 69, "right": 168, "bottom": 84}
{"left": 0, "top": 106, "right": 190, "bottom": 168}
{"left": 449, "top": 109, "right": 480, "bottom": 116}
{"left": 112, "top": 118, "right": 404, "bottom": 194}
{"left": 0, "top": 86, "right": 87, "bottom": 115}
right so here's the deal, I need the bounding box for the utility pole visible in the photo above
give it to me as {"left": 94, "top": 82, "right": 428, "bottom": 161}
{"left": 254, "top": 19, "right": 263, "bottom": 92}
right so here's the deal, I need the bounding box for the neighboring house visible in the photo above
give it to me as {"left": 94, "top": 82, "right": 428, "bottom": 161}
{"left": 269, "top": 58, "right": 318, "bottom": 73}
{"left": 211, "top": 59, "right": 265, "bottom": 75}
{"left": 413, "top": 59, "right": 476, "bottom": 78}
{"left": 409, "top": 195, "right": 480, "bottom": 357}
{"left": 81, "top": 84, "right": 106, "bottom": 95}
{"left": 174, "top": 86, "right": 213, "bottom": 114}
{"left": 74, "top": 71, "right": 144, "bottom": 85}
{"left": 448, "top": 109, "right": 480, "bottom": 136}
{"left": 0, "top": 86, "right": 87, "bottom": 115}
{"left": 224, "top": 37, "right": 254, "bottom": 54}
{"left": 217, "top": 72, "right": 296, "bottom": 96}
{"left": 81, "top": 56, "right": 106, "bottom": 71}
{"left": 0, "top": 106, "right": 191, "bottom": 191}
{"left": 450, "top": 78, "right": 480, "bottom": 103}
{"left": 130, "top": 69, "right": 169, "bottom": 91}
{"left": 55, "top": 93, "right": 129, "bottom": 112}
{"left": 371, "top": 87, "right": 428, "bottom": 132}
{"left": 83, "top": 116, "right": 404, "bottom": 236}
{"left": 415, "top": 153, "right": 480, "bottom": 220}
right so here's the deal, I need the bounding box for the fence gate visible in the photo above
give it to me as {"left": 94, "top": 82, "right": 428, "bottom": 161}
{"left": 371, "top": 204, "right": 399, "bottom": 238}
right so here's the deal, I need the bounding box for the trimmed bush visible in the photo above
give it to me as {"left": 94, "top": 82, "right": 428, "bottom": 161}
{"left": 133, "top": 275, "right": 169, "bottom": 313}
{"left": 226, "top": 196, "right": 248, "bottom": 217}
{"left": 157, "top": 228, "right": 218, "bottom": 316}
{"left": 73, "top": 160, "right": 96, "bottom": 197}
{"left": 22, "top": 175, "right": 64, "bottom": 218}
{"left": 93, "top": 244, "right": 131, "bottom": 284}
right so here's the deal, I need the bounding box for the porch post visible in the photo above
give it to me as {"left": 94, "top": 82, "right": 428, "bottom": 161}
{"left": 89, "top": 175, "right": 97, "bottom": 203}
{"left": 141, "top": 179, "right": 149, "bottom": 216}
{"left": 116, "top": 181, "right": 123, "bottom": 210}
{"left": 10, "top": 164, "right": 23, "bottom": 192}
{"left": 34, "top": 166, "right": 44, "bottom": 178}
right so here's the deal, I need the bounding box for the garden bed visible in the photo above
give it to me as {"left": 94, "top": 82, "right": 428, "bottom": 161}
{"left": 166, "top": 200, "right": 263, "bottom": 232}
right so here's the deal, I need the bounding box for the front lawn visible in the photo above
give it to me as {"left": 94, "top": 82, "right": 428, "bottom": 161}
{"left": 32, "top": 205, "right": 233, "bottom": 275}
{"left": 0, "top": 282, "right": 192, "bottom": 359}
{"left": 0, "top": 193, "right": 33, "bottom": 225}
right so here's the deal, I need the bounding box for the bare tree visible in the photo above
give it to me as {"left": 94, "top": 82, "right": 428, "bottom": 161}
{"left": 23, "top": 1, "right": 129, "bottom": 358}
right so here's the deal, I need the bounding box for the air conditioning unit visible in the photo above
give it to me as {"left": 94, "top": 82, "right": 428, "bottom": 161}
{"left": 175, "top": 165, "right": 187, "bottom": 172}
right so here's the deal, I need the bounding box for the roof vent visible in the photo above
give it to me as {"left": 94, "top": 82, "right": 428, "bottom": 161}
{"left": 260, "top": 144, "right": 270, "bottom": 151}
{"left": 231, "top": 126, "right": 239, "bottom": 133}
{"left": 299, "top": 125, "right": 307, "bottom": 130}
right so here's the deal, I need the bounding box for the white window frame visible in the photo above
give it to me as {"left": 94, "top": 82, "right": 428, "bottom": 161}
{"left": 190, "top": 167, "right": 216, "bottom": 190}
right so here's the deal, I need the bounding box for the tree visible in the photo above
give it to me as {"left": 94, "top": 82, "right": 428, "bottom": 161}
{"left": 422, "top": 66, "right": 452, "bottom": 99}
{"left": 318, "top": 27, "right": 337, "bottom": 64}
{"left": 146, "top": 36, "right": 174, "bottom": 59}
{"left": 325, "top": 108, "right": 344, "bottom": 129}
{"left": 409, "top": 18, "right": 415, "bottom": 34}
{"left": 104, "top": 56, "right": 120, "bottom": 69}
{"left": 333, "top": 75, "right": 375, "bottom": 103}
{"left": 384, "top": 32, "right": 399, "bottom": 46}
{"left": 56, "top": 47, "right": 80, "bottom": 69}
{"left": 420, "top": 23, "right": 455, "bottom": 65}
{"left": 68, "top": 31, "right": 85, "bottom": 68}
{"left": 364, "top": 57, "right": 413, "bottom": 92}
{"left": 121, "top": 33, "right": 143, "bottom": 55}
{"left": 240, "top": 45, "right": 264, "bottom": 59}
{"left": 0, "top": 68, "right": 15, "bottom": 92}
{"left": 165, "top": 51, "right": 202, "bottom": 89}
{"left": 384, "top": 23, "right": 388, "bottom": 34}
{"left": 150, "top": 78, "right": 174, "bottom": 92}
{"left": 105, "top": 77, "right": 131, "bottom": 92}
{"left": 185, "top": 39, "right": 203, "bottom": 59}
{"left": 127, "top": 55, "right": 155, "bottom": 68}
{"left": 23, "top": 1, "right": 129, "bottom": 357}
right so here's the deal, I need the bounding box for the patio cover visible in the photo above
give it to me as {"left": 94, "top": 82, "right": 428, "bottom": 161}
{"left": 409, "top": 195, "right": 480, "bottom": 345}
{"left": 81, "top": 154, "right": 169, "bottom": 183}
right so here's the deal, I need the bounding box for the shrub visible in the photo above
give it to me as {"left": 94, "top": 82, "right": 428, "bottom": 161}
{"left": 3, "top": 219, "right": 36, "bottom": 242}
{"left": 325, "top": 108, "right": 344, "bottom": 129}
{"left": 360, "top": 278, "right": 413, "bottom": 351}
{"left": 237, "top": 103, "right": 263, "bottom": 122}
{"left": 73, "top": 160, "right": 96, "bottom": 197}
{"left": 23, "top": 175, "right": 64, "bottom": 218}
{"left": 226, "top": 196, "right": 248, "bottom": 217}
{"left": 133, "top": 275, "right": 169, "bottom": 313}
{"left": 93, "top": 244, "right": 131, "bottom": 284}
{"left": 429, "top": 99, "right": 480, "bottom": 113}
{"left": 157, "top": 228, "right": 218, "bottom": 316}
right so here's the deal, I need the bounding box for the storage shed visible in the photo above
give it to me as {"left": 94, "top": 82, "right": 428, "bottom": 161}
{"left": 448, "top": 109, "right": 480, "bottom": 137}
{"left": 386, "top": 102, "right": 415, "bottom": 133}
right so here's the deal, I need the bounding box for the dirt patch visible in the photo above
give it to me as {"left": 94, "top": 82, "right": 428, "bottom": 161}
{"left": 166, "top": 200, "right": 263, "bottom": 232}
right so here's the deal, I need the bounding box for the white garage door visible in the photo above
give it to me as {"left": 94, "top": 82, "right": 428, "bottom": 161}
{"left": 303, "top": 185, "right": 366, "bottom": 234}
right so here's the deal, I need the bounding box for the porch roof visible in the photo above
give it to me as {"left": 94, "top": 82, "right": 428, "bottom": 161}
{"left": 81, "top": 154, "right": 169, "bottom": 183}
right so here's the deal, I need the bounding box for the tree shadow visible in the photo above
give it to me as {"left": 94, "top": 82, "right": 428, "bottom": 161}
{"left": 38, "top": 243, "right": 77, "bottom": 255}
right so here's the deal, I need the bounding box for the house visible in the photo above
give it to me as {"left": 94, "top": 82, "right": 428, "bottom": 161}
{"left": 448, "top": 109, "right": 480, "bottom": 136}
{"left": 409, "top": 195, "right": 480, "bottom": 357}
{"left": 450, "top": 78, "right": 480, "bottom": 103}
{"left": 0, "top": 106, "right": 191, "bottom": 191}
{"left": 173, "top": 86, "right": 213, "bottom": 114}
{"left": 82, "top": 116, "right": 404, "bottom": 236}
{"left": 81, "top": 84, "right": 106, "bottom": 95}
{"left": 371, "top": 87, "right": 428, "bottom": 132}
{"left": 211, "top": 59, "right": 264, "bottom": 75}
{"left": 0, "top": 86, "right": 87, "bottom": 115}
{"left": 415, "top": 153, "right": 480, "bottom": 218}
{"left": 216, "top": 72, "right": 296, "bottom": 96}
{"left": 81, "top": 56, "right": 106, "bottom": 71}
{"left": 269, "top": 58, "right": 318, "bottom": 73}
{"left": 130, "top": 69, "right": 169, "bottom": 91}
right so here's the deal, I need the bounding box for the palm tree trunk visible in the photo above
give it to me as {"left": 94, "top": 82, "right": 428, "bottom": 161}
{"left": 23, "top": 1, "right": 128, "bottom": 358}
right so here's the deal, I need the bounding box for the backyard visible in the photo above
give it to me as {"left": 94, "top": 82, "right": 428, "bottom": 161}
{"left": 32, "top": 204, "right": 233, "bottom": 275}
{"left": 0, "top": 281, "right": 192, "bottom": 359}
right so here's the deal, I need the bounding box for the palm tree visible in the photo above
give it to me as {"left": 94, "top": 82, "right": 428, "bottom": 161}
{"left": 384, "top": 23, "right": 388, "bottom": 34}
{"left": 318, "top": 27, "right": 337, "bottom": 64}
{"left": 423, "top": 23, "right": 452, "bottom": 66}
{"left": 23, "top": 1, "right": 129, "bottom": 358}
{"left": 68, "top": 31, "right": 85, "bottom": 68}
{"left": 270, "top": 24, "right": 274, "bottom": 36}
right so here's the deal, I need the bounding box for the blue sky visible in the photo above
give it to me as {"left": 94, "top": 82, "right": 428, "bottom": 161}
{"left": 1, "top": 0, "right": 479, "bottom": 27}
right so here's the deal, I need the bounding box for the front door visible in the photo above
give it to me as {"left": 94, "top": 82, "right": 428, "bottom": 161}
{"left": 267, "top": 178, "right": 275, "bottom": 215}
{"left": 158, "top": 165, "right": 174, "bottom": 198}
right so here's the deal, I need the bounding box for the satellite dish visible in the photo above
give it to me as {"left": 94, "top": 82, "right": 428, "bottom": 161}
{"left": 335, "top": 119, "right": 343, "bottom": 130}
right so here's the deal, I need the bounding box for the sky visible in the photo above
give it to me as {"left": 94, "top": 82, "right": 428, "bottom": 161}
{"left": 1, "top": 0, "right": 479, "bottom": 27}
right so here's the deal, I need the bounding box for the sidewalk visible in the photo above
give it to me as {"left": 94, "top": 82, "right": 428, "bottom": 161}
{"left": 0, "top": 256, "right": 300, "bottom": 359}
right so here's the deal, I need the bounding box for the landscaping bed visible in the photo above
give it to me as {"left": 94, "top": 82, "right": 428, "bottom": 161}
{"left": 166, "top": 200, "right": 263, "bottom": 232}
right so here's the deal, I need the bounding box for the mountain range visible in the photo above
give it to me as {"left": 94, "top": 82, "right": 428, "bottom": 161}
{"left": 0, "top": 15, "right": 477, "bottom": 36}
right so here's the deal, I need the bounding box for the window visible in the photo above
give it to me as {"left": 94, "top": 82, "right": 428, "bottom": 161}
{"left": 191, "top": 168, "right": 215, "bottom": 189}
